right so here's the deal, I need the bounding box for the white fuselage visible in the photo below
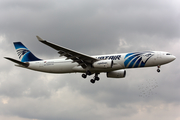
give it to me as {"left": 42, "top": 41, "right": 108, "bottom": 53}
{"left": 28, "top": 51, "right": 175, "bottom": 73}
{"left": 26, "top": 51, "right": 176, "bottom": 74}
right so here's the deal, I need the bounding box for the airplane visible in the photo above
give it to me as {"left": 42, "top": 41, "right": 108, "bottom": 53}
{"left": 4, "top": 36, "right": 176, "bottom": 84}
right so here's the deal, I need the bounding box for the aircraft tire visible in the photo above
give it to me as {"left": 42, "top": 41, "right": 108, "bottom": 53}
{"left": 90, "top": 79, "right": 95, "bottom": 84}
{"left": 157, "top": 69, "right": 160, "bottom": 73}
{"left": 82, "top": 74, "right": 87, "bottom": 78}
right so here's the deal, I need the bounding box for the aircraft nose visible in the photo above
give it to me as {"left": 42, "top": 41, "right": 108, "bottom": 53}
{"left": 171, "top": 55, "right": 176, "bottom": 61}
{"left": 163, "top": 54, "right": 176, "bottom": 64}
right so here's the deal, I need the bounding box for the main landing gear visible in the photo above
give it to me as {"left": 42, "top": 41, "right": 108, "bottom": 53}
{"left": 82, "top": 71, "right": 100, "bottom": 84}
{"left": 82, "top": 70, "right": 91, "bottom": 78}
{"left": 157, "top": 65, "right": 161, "bottom": 73}
{"left": 90, "top": 73, "right": 100, "bottom": 84}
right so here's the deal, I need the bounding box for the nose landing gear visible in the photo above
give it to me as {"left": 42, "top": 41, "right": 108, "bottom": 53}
{"left": 157, "top": 65, "right": 161, "bottom": 73}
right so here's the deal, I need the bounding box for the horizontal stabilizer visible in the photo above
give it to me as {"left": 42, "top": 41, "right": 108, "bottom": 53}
{"left": 4, "top": 57, "right": 29, "bottom": 67}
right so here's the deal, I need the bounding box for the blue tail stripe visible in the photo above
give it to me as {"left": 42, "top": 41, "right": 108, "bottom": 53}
{"left": 21, "top": 52, "right": 41, "bottom": 62}
{"left": 13, "top": 42, "right": 42, "bottom": 62}
{"left": 14, "top": 42, "right": 27, "bottom": 49}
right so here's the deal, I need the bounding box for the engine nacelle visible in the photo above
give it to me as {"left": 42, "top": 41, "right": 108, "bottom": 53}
{"left": 107, "top": 70, "right": 126, "bottom": 78}
{"left": 92, "top": 60, "right": 113, "bottom": 69}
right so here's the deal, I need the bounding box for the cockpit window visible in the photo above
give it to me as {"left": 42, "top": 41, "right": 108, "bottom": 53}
{"left": 166, "top": 53, "right": 171, "bottom": 55}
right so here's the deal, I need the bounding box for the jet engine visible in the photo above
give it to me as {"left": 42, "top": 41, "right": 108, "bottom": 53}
{"left": 92, "top": 60, "right": 113, "bottom": 69}
{"left": 107, "top": 70, "right": 126, "bottom": 78}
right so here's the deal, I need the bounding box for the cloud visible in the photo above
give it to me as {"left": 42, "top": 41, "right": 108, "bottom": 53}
{"left": 0, "top": 0, "right": 180, "bottom": 120}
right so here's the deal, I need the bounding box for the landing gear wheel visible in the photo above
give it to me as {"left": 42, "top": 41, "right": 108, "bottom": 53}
{"left": 157, "top": 65, "right": 161, "bottom": 73}
{"left": 90, "top": 79, "right": 95, "bottom": 84}
{"left": 82, "top": 74, "right": 87, "bottom": 78}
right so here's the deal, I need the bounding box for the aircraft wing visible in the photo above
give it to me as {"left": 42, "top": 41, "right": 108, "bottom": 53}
{"left": 36, "top": 36, "right": 98, "bottom": 68}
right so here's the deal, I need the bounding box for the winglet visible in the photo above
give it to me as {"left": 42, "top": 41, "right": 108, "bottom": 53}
{"left": 36, "top": 36, "right": 46, "bottom": 42}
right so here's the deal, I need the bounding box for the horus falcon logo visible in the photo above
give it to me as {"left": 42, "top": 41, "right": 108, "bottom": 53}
{"left": 17, "top": 49, "right": 29, "bottom": 59}
{"left": 124, "top": 52, "right": 154, "bottom": 68}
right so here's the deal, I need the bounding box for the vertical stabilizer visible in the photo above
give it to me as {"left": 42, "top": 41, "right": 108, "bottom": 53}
{"left": 14, "top": 42, "right": 41, "bottom": 62}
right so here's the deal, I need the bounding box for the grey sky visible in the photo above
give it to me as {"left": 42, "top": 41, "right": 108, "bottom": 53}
{"left": 0, "top": 0, "right": 180, "bottom": 120}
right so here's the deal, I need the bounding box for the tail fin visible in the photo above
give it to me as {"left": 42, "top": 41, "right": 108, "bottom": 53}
{"left": 14, "top": 42, "right": 41, "bottom": 62}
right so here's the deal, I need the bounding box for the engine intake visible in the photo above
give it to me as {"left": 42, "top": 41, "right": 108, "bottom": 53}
{"left": 107, "top": 70, "right": 126, "bottom": 78}
{"left": 93, "top": 60, "right": 113, "bottom": 69}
